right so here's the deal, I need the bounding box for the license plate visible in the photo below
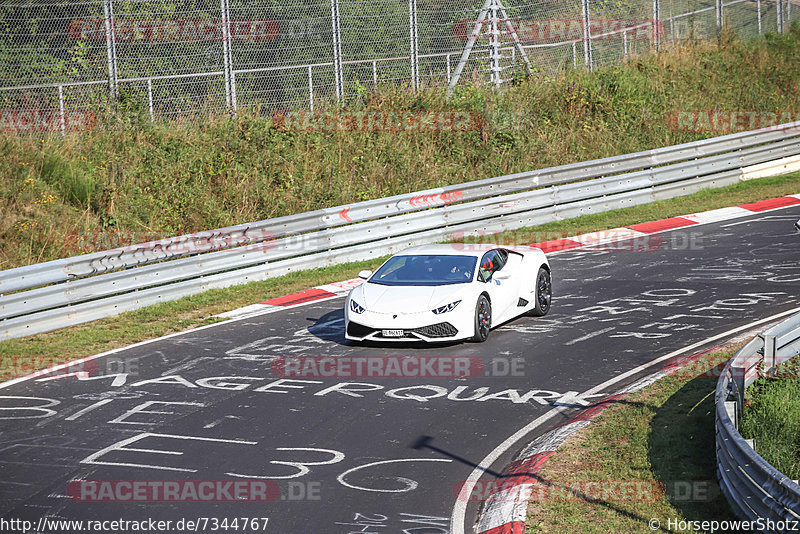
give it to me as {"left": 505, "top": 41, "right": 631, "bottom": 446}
{"left": 381, "top": 329, "right": 404, "bottom": 337}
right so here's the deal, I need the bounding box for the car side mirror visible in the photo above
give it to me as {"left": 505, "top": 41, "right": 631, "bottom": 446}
{"left": 358, "top": 270, "right": 373, "bottom": 280}
{"left": 494, "top": 270, "right": 511, "bottom": 280}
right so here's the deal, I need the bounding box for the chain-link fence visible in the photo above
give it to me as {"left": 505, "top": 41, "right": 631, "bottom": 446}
{"left": 0, "top": 0, "right": 795, "bottom": 132}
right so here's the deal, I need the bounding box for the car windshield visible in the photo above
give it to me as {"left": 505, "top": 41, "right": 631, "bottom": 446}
{"left": 370, "top": 255, "right": 477, "bottom": 286}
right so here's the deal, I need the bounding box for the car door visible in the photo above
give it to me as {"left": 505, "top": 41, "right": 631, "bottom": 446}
{"left": 477, "top": 249, "right": 518, "bottom": 322}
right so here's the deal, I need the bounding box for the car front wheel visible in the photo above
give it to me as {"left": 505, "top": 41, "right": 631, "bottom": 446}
{"left": 472, "top": 294, "right": 491, "bottom": 342}
{"left": 529, "top": 267, "right": 551, "bottom": 317}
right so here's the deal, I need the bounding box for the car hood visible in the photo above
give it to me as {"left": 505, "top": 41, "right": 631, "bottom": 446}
{"left": 356, "top": 282, "right": 467, "bottom": 314}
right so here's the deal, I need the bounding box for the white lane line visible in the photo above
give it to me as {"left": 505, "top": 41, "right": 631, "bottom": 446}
{"left": 450, "top": 305, "right": 800, "bottom": 534}
{"left": 563, "top": 327, "right": 615, "bottom": 346}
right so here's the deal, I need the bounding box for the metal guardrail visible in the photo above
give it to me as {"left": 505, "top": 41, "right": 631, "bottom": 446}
{"left": 2, "top": 121, "right": 800, "bottom": 340}
{"left": 3, "top": 122, "right": 799, "bottom": 296}
{"left": 716, "top": 311, "right": 800, "bottom": 528}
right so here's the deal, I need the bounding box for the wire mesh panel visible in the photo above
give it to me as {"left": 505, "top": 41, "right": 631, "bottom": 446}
{"left": 660, "top": 0, "right": 715, "bottom": 46}
{"left": 229, "top": 0, "right": 335, "bottom": 113}
{"left": 337, "top": 0, "right": 416, "bottom": 98}
{"left": 724, "top": 0, "right": 765, "bottom": 39}
{"left": 588, "top": 0, "right": 655, "bottom": 69}
{"left": 110, "top": 0, "right": 235, "bottom": 116}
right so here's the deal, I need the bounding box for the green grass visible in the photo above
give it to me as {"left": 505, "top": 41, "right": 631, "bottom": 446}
{"left": 1, "top": 173, "right": 797, "bottom": 382}
{"left": 526, "top": 343, "right": 744, "bottom": 533}
{"left": 739, "top": 356, "right": 800, "bottom": 480}
{"left": 3, "top": 26, "right": 800, "bottom": 269}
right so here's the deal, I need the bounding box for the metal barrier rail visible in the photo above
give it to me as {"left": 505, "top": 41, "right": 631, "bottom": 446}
{"left": 716, "top": 311, "right": 800, "bottom": 526}
{"left": 3, "top": 121, "right": 800, "bottom": 296}
{"left": 2, "top": 121, "right": 800, "bottom": 339}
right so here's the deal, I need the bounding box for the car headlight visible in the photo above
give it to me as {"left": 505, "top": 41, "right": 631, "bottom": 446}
{"left": 349, "top": 299, "right": 366, "bottom": 314}
{"left": 432, "top": 300, "right": 461, "bottom": 314}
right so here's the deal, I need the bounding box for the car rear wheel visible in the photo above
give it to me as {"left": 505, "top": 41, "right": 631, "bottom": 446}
{"left": 529, "top": 267, "right": 551, "bottom": 317}
{"left": 472, "top": 294, "right": 491, "bottom": 342}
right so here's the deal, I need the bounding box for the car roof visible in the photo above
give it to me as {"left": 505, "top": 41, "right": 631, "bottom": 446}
{"left": 396, "top": 244, "right": 504, "bottom": 257}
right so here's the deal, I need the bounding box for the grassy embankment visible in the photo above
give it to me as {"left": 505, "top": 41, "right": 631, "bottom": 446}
{"left": 1, "top": 28, "right": 800, "bottom": 378}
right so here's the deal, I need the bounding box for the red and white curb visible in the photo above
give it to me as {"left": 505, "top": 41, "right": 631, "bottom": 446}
{"left": 216, "top": 193, "right": 800, "bottom": 319}
{"left": 531, "top": 194, "right": 800, "bottom": 253}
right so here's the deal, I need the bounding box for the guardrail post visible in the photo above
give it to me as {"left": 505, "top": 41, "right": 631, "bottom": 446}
{"left": 409, "top": 0, "right": 419, "bottom": 91}
{"left": 724, "top": 400, "right": 738, "bottom": 428}
{"left": 102, "top": 0, "right": 118, "bottom": 100}
{"left": 581, "top": 0, "right": 593, "bottom": 71}
{"left": 764, "top": 333, "right": 777, "bottom": 370}
{"left": 330, "top": 0, "right": 344, "bottom": 102}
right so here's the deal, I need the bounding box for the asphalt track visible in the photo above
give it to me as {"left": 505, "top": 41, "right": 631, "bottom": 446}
{"left": 1, "top": 205, "right": 800, "bottom": 534}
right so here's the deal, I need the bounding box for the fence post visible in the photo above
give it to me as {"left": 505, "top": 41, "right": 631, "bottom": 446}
{"left": 409, "top": 0, "right": 419, "bottom": 91}
{"left": 572, "top": 41, "right": 577, "bottom": 68}
{"left": 581, "top": 0, "right": 592, "bottom": 71}
{"left": 147, "top": 78, "right": 154, "bottom": 122}
{"left": 308, "top": 66, "right": 314, "bottom": 112}
{"left": 715, "top": 0, "right": 723, "bottom": 31}
{"left": 446, "top": 54, "right": 451, "bottom": 84}
{"left": 330, "top": 0, "right": 344, "bottom": 102}
{"left": 757, "top": 0, "right": 762, "bottom": 34}
{"left": 58, "top": 85, "right": 66, "bottom": 137}
{"left": 653, "top": 0, "right": 660, "bottom": 51}
{"left": 778, "top": 0, "right": 785, "bottom": 34}
{"left": 102, "top": 0, "right": 118, "bottom": 100}
{"left": 488, "top": 0, "right": 501, "bottom": 87}
{"left": 220, "top": 0, "right": 232, "bottom": 110}
{"left": 230, "top": 69, "right": 238, "bottom": 114}
{"left": 622, "top": 29, "right": 628, "bottom": 58}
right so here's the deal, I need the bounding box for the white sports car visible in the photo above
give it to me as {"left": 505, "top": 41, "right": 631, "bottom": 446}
{"left": 344, "top": 244, "right": 551, "bottom": 343}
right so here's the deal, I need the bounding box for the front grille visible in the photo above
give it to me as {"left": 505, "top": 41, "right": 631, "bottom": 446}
{"left": 347, "top": 321, "right": 376, "bottom": 338}
{"left": 412, "top": 322, "right": 458, "bottom": 338}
